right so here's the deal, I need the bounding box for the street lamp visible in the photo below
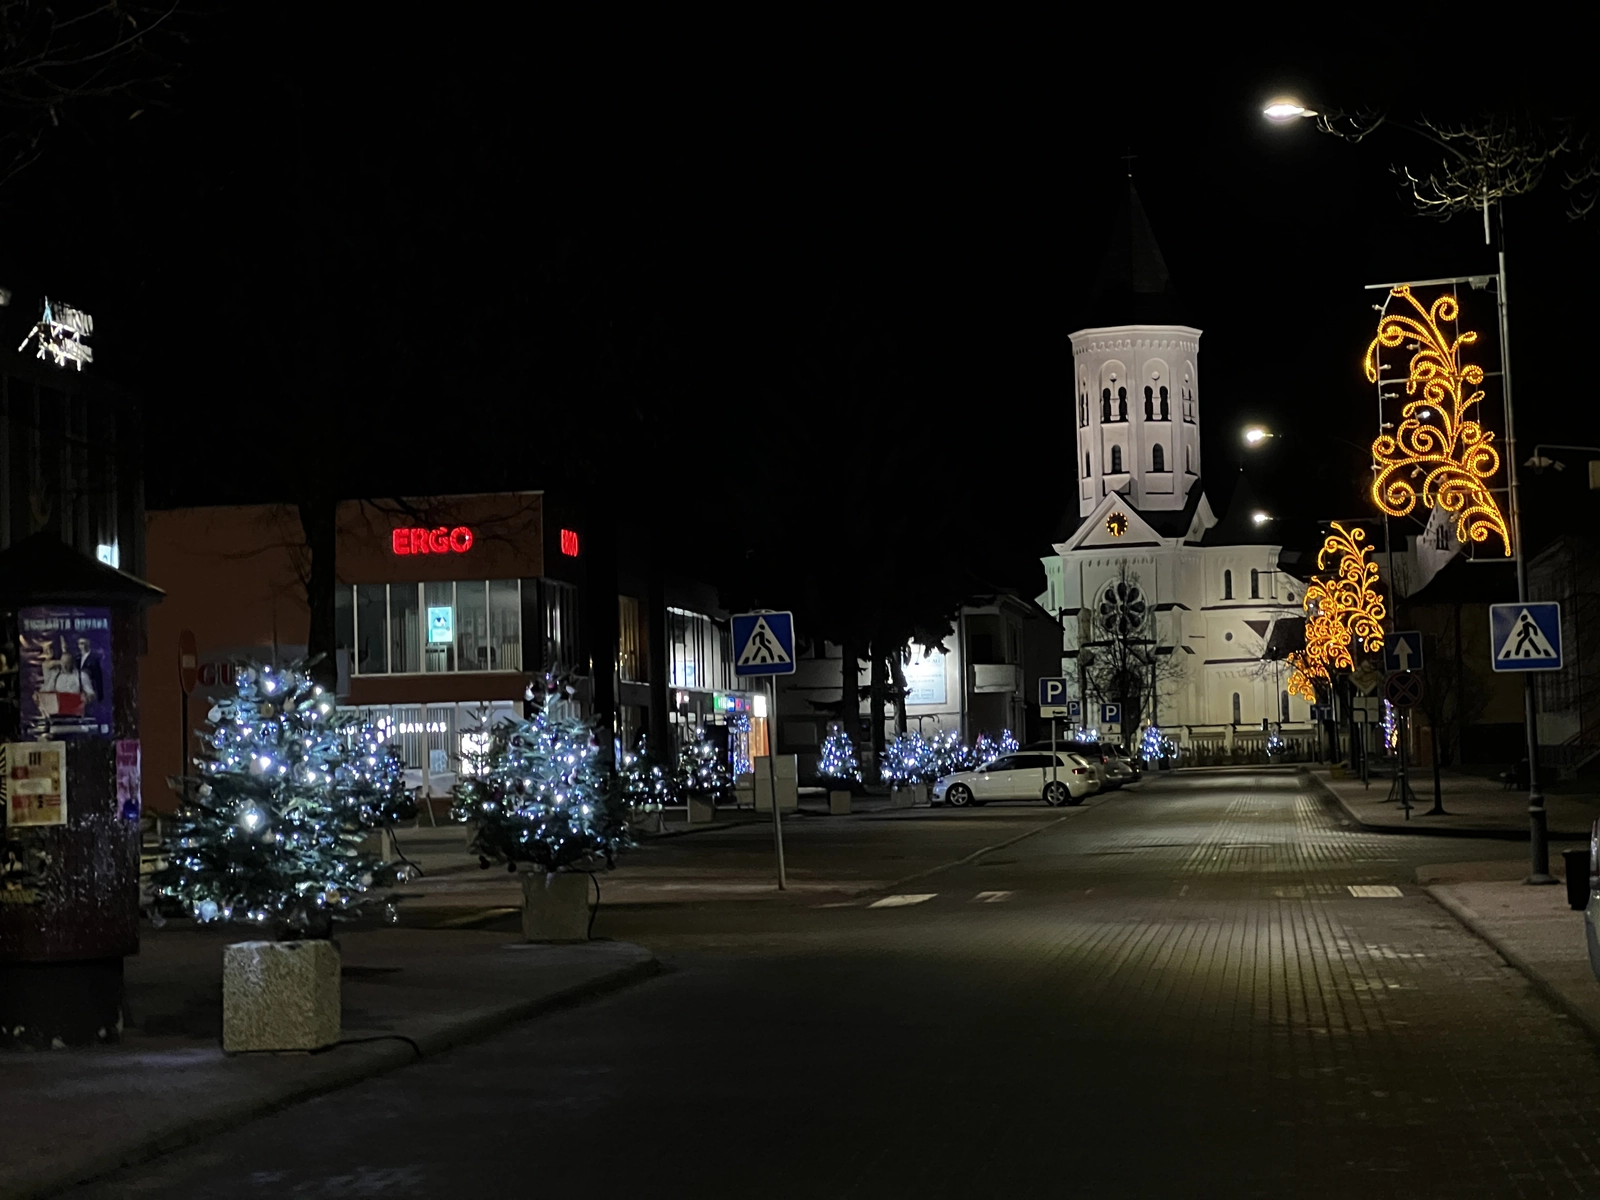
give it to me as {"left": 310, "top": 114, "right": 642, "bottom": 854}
{"left": 1243, "top": 426, "right": 1271, "bottom": 446}
{"left": 1251, "top": 511, "right": 1273, "bottom": 526}
{"left": 1266, "top": 99, "right": 1561, "bottom": 883}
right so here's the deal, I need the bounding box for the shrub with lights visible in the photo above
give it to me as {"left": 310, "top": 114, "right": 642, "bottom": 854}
{"left": 151, "top": 663, "right": 412, "bottom": 938}
{"left": 452, "top": 702, "right": 629, "bottom": 875}
{"left": 619, "top": 735, "right": 673, "bottom": 813}
{"left": 974, "top": 729, "right": 1019, "bottom": 766}
{"left": 819, "top": 723, "right": 861, "bottom": 784}
{"left": 931, "top": 729, "right": 976, "bottom": 778}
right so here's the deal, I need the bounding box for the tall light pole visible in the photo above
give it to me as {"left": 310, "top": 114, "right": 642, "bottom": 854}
{"left": 1264, "top": 98, "right": 1565, "bottom": 883}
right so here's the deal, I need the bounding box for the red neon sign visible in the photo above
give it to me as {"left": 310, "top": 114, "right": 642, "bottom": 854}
{"left": 391, "top": 526, "right": 474, "bottom": 556}
{"left": 560, "top": 528, "right": 580, "bottom": 557}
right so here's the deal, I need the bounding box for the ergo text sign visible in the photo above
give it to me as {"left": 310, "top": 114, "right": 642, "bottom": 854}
{"left": 391, "top": 526, "right": 474, "bottom": 556}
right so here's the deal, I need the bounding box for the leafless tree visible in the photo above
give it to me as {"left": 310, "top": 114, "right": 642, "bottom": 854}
{"left": 1078, "top": 561, "right": 1186, "bottom": 740}
{"left": 0, "top": 0, "right": 182, "bottom": 190}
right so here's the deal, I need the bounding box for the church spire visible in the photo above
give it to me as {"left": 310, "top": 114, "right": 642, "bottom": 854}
{"left": 1087, "top": 181, "right": 1189, "bottom": 327}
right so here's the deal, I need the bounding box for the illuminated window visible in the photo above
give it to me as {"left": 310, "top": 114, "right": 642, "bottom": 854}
{"left": 1232, "top": 692, "right": 1242, "bottom": 724}
{"left": 1250, "top": 569, "right": 1260, "bottom": 599}
{"left": 667, "top": 607, "right": 731, "bottom": 691}
{"left": 1111, "top": 445, "right": 1123, "bottom": 473}
{"left": 1223, "top": 570, "right": 1233, "bottom": 600}
{"left": 619, "top": 595, "right": 648, "bottom": 683}
{"left": 1152, "top": 444, "right": 1165, "bottom": 473}
{"left": 349, "top": 581, "right": 522, "bottom": 676}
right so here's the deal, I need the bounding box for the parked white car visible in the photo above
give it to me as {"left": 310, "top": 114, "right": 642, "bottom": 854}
{"left": 933, "top": 752, "right": 1100, "bottom": 808}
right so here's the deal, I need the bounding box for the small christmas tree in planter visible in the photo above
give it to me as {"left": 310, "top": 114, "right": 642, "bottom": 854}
{"left": 881, "top": 732, "right": 934, "bottom": 807}
{"left": 819, "top": 723, "right": 860, "bottom": 814}
{"left": 451, "top": 687, "right": 628, "bottom": 942}
{"left": 151, "top": 663, "right": 411, "bottom": 1053}
{"left": 676, "top": 726, "right": 731, "bottom": 824}
{"left": 619, "top": 735, "right": 672, "bottom": 835}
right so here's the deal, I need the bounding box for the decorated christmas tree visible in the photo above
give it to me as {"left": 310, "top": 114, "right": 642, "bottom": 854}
{"left": 973, "top": 729, "right": 1020, "bottom": 767}
{"left": 675, "top": 726, "right": 732, "bottom": 804}
{"left": 151, "top": 663, "right": 412, "bottom": 937}
{"left": 818, "top": 723, "right": 861, "bottom": 784}
{"left": 881, "top": 731, "right": 935, "bottom": 785}
{"left": 452, "top": 701, "right": 629, "bottom": 874}
{"left": 930, "top": 729, "right": 976, "bottom": 777}
{"left": 619, "top": 735, "right": 673, "bottom": 813}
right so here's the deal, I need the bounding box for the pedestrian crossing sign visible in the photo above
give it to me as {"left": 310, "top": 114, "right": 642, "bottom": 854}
{"left": 1489, "top": 602, "right": 1563, "bottom": 672}
{"left": 732, "top": 611, "right": 796, "bottom": 676}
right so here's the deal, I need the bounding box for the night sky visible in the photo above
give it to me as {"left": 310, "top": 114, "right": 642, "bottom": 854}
{"left": 7, "top": 19, "right": 1600, "bottom": 603}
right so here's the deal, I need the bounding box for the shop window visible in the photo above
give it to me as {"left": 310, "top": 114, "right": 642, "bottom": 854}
{"left": 390, "top": 583, "right": 421, "bottom": 673}
{"left": 423, "top": 581, "right": 456, "bottom": 673}
{"left": 619, "top": 595, "right": 648, "bottom": 683}
{"left": 356, "top": 584, "right": 388, "bottom": 674}
{"left": 489, "top": 580, "right": 520, "bottom": 670}
{"left": 668, "top": 607, "right": 731, "bottom": 691}
{"left": 540, "top": 578, "right": 580, "bottom": 670}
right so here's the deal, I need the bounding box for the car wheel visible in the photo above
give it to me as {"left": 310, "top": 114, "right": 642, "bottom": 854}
{"left": 946, "top": 784, "right": 974, "bottom": 808}
{"left": 1043, "top": 781, "right": 1069, "bottom": 807}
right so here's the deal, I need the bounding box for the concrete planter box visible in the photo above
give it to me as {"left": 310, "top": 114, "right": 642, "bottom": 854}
{"left": 687, "top": 796, "right": 717, "bottom": 824}
{"left": 521, "top": 871, "right": 592, "bottom": 942}
{"left": 222, "top": 939, "right": 340, "bottom": 1054}
{"left": 829, "top": 790, "right": 852, "bottom": 815}
{"left": 890, "top": 787, "right": 916, "bottom": 809}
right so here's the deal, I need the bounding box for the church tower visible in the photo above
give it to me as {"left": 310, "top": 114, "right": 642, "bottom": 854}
{"left": 1073, "top": 184, "right": 1203, "bottom": 519}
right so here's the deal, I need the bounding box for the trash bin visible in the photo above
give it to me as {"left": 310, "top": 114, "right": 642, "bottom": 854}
{"left": 1564, "top": 848, "right": 1591, "bottom": 912}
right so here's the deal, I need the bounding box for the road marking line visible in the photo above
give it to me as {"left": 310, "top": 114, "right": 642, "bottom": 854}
{"left": 1347, "top": 884, "right": 1404, "bottom": 898}
{"left": 1179, "top": 885, "right": 1189, "bottom": 896}
{"left": 435, "top": 906, "right": 519, "bottom": 928}
{"left": 868, "top": 893, "right": 938, "bottom": 908}
{"left": 973, "top": 890, "right": 1013, "bottom": 903}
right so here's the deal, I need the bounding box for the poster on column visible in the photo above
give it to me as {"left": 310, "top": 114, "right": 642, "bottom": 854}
{"left": 17, "top": 606, "right": 114, "bottom": 739}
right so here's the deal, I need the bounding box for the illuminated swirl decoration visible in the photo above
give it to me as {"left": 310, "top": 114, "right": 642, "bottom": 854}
{"left": 1285, "top": 523, "right": 1387, "bottom": 702}
{"left": 1366, "top": 286, "right": 1510, "bottom": 555}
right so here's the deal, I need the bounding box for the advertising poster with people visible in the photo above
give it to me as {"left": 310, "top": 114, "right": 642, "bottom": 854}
{"left": 18, "top": 607, "right": 114, "bottom": 738}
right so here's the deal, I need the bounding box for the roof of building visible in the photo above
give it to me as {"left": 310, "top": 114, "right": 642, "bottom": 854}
{"left": 0, "top": 532, "right": 164, "bottom": 607}
{"left": 1085, "top": 182, "right": 1191, "bottom": 328}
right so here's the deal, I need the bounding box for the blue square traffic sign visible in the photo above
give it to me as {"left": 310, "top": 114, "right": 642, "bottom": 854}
{"left": 1489, "top": 602, "right": 1563, "bottom": 672}
{"left": 1037, "top": 677, "right": 1069, "bottom": 708}
{"left": 1383, "top": 631, "right": 1424, "bottom": 673}
{"left": 732, "top": 611, "right": 796, "bottom": 676}
{"left": 1101, "top": 703, "right": 1121, "bottom": 726}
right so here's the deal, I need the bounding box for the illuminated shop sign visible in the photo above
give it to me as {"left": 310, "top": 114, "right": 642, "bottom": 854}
{"left": 560, "top": 529, "right": 580, "bottom": 557}
{"left": 390, "top": 526, "right": 474, "bottom": 556}
{"left": 713, "top": 693, "right": 751, "bottom": 713}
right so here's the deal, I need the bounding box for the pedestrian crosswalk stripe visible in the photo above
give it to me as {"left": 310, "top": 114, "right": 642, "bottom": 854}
{"left": 973, "top": 891, "right": 1013, "bottom": 903}
{"left": 1497, "top": 608, "right": 1558, "bottom": 660}
{"left": 1347, "top": 884, "right": 1403, "bottom": 897}
{"left": 868, "top": 893, "right": 937, "bottom": 908}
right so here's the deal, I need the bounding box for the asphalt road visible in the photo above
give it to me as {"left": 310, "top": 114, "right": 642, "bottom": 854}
{"left": 65, "top": 770, "right": 1600, "bottom": 1199}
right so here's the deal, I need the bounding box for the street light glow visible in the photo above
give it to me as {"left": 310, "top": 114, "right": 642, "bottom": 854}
{"left": 1263, "top": 99, "right": 1315, "bottom": 121}
{"left": 1252, "top": 511, "right": 1272, "bottom": 526}
{"left": 1243, "top": 426, "right": 1270, "bottom": 446}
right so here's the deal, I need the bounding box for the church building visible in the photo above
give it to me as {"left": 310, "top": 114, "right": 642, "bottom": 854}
{"left": 1036, "top": 185, "right": 1314, "bottom": 758}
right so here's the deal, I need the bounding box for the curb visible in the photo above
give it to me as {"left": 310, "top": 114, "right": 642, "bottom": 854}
{"left": 1303, "top": 772, "right": 1588, "bottom": 841}
{"left": 1423, "top": 886, "right": 1600, "bottom": 1050}
{"left": 854, "top": 796, "right": 1108, "bottom": 898}
{"left": 6, "top": 953, "right": 659, "bottom": 1200}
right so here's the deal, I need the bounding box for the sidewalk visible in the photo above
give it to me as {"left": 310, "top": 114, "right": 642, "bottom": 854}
{"left": 0, "top": 928, "right": 655, "bottom": 1200}
{"left": 1310, "top": 769, "right": 1600, "bottom": 840}
{"left": 1426, "top": 874, "right": 1600, "bottom": 1052}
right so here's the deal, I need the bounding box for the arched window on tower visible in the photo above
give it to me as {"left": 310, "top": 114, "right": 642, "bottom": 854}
{"left": 1111, "top": 445, "right": 1123, "bottom": 473}
{"left": 1080, "top": 392, "right": 1088, "bottom": 428}
{"left": 1232, "top": 692, "right": 1242, "bottom": 725}
{"left": 1152, "top": 444, "right": 1166, "bottom": 472}
{"left": 1101, "top": 388, "right": 1112, "bottom": 422}
{"left": 1185, "top": 444, "right": 1193, "bottom": 473}
{"left": 1223, "top": 569, "right": 1233, "bottom": 600}
{"left": 1083, "top": 452, "right": 1091, "bottom": 479}
{"left": 1159, "top": 386, "right": 1169, "bottom": 420}
{"left": 1143, "top": 386, "right": 1154, "bottom": 420}
{"left": 1250, "top": 568, "right": 1260, "bottom": 599}
{"left": 1117, "top": 388, "right": 1128, "bottom": 421}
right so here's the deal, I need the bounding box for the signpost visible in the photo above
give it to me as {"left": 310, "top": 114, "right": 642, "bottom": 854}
{"left": 178, "top": 630, "right": 198, "bottom": 813}
{"left": 1383, "top": 672, "right": 1423, "bottom": 814}
{"left": 733, "top": 611, "right": 796, "bottom": 890}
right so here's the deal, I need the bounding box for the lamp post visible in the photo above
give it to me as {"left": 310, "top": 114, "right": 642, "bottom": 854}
{"left": 1265, "top": 98, "right": 1558, "bottom": 883}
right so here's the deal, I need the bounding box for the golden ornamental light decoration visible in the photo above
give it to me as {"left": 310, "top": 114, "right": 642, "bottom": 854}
{"left": 1284, "top": 523, "right": 1386, "bottom": 702}
{"left": 1366, "top": 286, "right": 1510, "bottom": 555}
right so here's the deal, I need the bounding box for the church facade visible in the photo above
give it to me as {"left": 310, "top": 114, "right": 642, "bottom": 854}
{"left": 1035, "top": 186, "right": 1315, "bottom": 758}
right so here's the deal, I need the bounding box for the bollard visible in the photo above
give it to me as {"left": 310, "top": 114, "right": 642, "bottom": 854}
{"left": 1563, "top": 848, "right": 1590, "bottom": 912}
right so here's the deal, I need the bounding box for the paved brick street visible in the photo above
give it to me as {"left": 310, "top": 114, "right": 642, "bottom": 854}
{"left": 61, "top": 769, "right": 1600, "bottom": 1199}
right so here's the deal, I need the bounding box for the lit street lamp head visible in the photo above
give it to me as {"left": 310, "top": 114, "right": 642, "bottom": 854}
{"left": 1263, "top": 99, "right": 1316, "bottom": 121}
{"left": 1251, "top": 511, "right": 1273, "bottom": 526}
{"left": 1243, "top": 426, "right": 1271, "bottom": 446}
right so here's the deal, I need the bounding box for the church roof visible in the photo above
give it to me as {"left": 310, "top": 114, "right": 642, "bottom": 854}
{"left": 1086, "top": 182, "right": 1191, "bottom": 327}
{"left": 1203, "top": 473, "right": 1279, "bottom": 546}
{"left": 1052, "top": 477, "right": 1212, "bottom": 549}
